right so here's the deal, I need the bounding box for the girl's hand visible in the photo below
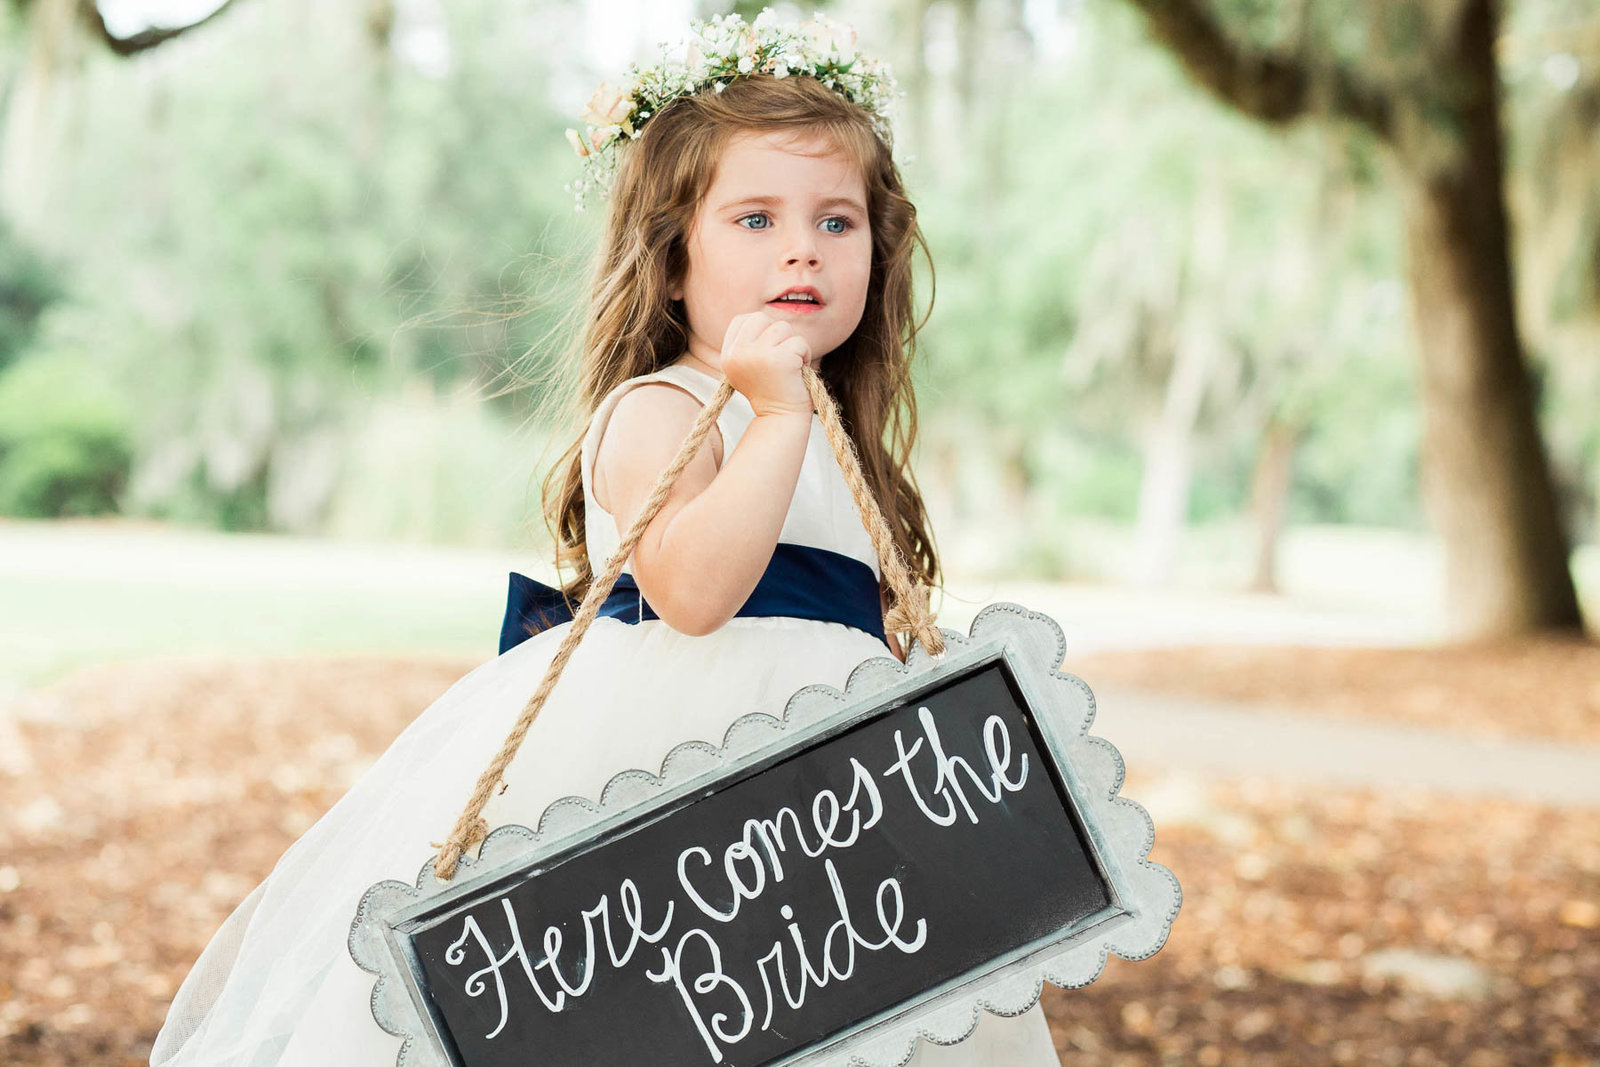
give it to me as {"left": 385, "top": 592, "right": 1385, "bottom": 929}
{"left": 719, "top": 311, "right": 814, "bottom": 418}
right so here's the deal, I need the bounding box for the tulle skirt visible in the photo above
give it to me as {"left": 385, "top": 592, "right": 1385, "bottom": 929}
{"left": 149, "top": 615, "right": 1060, "bottom": 1066}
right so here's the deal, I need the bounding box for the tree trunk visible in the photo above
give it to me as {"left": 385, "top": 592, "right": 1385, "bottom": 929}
{"left": 1397, "top": 0, "right": 1583, "bottom": 639}
{"left": 1247, "top": 417, "right": 1298, "bottom": 594}
{"left": 951, "top": 0, "right": 979, "bottom": 159}
{"left": 1131, "top": 160, "right": 1226, "bottom": 587}
{"left": 898, "top": 0, "right": 935, "bottom": 162}
{"left": 1, "top": 0, "right": 78, "bottom": 231}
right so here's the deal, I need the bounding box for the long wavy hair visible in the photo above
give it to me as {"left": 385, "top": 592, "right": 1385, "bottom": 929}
{"left": 534, "top": 73, "right": 940, "bottom": 621}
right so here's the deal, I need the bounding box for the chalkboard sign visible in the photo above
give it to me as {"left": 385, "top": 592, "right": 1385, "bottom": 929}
{"left": 351, "top": 603, "right": 1181, "bottom": 1067}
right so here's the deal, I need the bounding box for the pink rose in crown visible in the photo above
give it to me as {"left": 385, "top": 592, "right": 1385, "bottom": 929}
{"left": 564, "top": 128, "right": 590, "bottom": 158}
{"left": 581, "top": 82, "right": 633, "bottom": 127}
{"left": 800, "top": 18, "right": 856, "bottom": 55}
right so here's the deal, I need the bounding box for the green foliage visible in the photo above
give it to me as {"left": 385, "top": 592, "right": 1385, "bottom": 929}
{"left": 35, "top": 0, "right": 595, "bottom": 540}
{"left": 1029, "top": 430, "right": 1144, "bottom": 523}
{"left": 0, "top": 351, "right": 132, "bottom": 517}
{"left": 0, "top": 220, "right": 67, "bottom": 374}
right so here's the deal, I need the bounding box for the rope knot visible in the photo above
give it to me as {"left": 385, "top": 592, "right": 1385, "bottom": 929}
{"left": 430, "top": 817, "right": 490, "bottom": 882}
{"left": 884, "top": 583, "right": 945, "bottom": 656}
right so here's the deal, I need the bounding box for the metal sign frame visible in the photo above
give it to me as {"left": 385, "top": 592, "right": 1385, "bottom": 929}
{"left": 350, "top": 602, "right": 1182, "bottom": 1067}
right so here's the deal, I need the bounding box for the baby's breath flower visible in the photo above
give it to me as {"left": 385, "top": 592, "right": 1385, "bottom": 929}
{"left": 562, "top": 6, "right": 900, "bottom": 213}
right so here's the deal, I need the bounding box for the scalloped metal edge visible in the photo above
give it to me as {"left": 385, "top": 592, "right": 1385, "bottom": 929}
{"left": 349, "top": 601, "right": 1182, "bottom": 1067}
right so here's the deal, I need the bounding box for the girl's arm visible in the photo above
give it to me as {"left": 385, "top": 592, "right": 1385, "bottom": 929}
{"left": 595, "top": 382, "right": 813, "bottom": 636}
{"left": 597, "top": 382, "right": 912, "bottom": 658}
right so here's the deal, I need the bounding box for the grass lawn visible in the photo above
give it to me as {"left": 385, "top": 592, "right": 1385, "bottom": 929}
{"left": 1, "top": 519, "right": 542, "bottom": 686}
{"left": 0, "top": 573, "right": 501, "bottom": 685}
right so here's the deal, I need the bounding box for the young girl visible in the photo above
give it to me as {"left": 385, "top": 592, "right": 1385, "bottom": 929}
{"left": 151, "top": 11, "right": 1060, "bottom": 1066}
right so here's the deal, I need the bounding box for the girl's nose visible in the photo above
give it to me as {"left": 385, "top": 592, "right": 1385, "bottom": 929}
{"left": 784, "top": 226, "right": 820, "bottom": 268}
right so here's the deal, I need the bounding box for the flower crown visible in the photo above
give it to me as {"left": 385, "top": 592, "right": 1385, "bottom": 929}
{"left": 562, "top": 8, "right": 902, "bottom": 213}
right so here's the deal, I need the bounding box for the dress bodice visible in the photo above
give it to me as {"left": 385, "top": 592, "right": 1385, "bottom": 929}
{"left": 580, "top": 359, "right": 881, "bottom": 583}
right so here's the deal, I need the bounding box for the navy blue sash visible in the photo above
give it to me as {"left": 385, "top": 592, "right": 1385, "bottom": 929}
{"left": 499, "top": 542, "right": 887, "bottom": 654}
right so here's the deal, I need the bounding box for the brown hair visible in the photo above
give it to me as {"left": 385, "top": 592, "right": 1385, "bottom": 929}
{"left": 532, "top": 73, "right": 940, "bottom": 621}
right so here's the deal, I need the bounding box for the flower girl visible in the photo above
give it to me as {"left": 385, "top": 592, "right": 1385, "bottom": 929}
{"left": 152, "top": 10, "right": 1061, "bottom": 1065}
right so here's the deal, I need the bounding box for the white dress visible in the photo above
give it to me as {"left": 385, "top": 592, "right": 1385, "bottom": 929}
{"left": 150, "top": 361, "right": 1060, "bottom": 1067}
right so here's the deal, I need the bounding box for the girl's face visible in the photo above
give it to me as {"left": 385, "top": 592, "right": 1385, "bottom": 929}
{"left": 671, "top": 129, "right": 872, "bottom": 369}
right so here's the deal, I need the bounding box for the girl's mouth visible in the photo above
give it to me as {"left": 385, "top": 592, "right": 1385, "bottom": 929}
{"left": 771, "top": 287, "right": 832, "bottom": 313}
{"left": 767, "top": 298, "right": 825, "bottom": 314}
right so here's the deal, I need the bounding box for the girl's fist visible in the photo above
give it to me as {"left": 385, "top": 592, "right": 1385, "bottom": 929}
{"left": 718, "top": 311, "right": 814, "bottom": 418}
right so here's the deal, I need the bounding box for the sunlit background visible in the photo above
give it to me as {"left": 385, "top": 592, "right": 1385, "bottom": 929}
{"left": 2, "top": 0, "right": 1598, "bottom": 1064}
{"left": 5, "top": 0, "right": 1600, "bottom": 671}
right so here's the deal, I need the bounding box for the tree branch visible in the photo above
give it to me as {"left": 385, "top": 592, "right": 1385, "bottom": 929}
{"left": 1123, "top": 0, "right": 1394, "bottom": 139}
{"left": 79, "top": 0, "right": 246, "bottom": 58}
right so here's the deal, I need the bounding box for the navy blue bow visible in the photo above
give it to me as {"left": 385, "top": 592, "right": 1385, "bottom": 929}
{"left": 499, "top": 542, "right": 887, "bottom": 654}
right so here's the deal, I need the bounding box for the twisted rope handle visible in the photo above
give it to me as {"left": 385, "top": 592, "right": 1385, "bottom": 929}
{"left": 431, "top": 364, "right": 942, "bottom": 880}
{"left": 798, "top": 369, "right": 945, "bottom": 657}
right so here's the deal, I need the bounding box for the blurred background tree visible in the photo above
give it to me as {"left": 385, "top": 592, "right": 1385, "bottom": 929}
{"left": 1116, "top": 0, "right": 1585, "bottom": 640}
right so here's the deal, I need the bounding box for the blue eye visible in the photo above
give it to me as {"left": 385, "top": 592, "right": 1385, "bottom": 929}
{"left": 736, "top": 212, "right": 855, "bottom": 234}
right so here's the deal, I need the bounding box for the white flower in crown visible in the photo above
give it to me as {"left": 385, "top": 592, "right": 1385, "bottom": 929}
{"left": 561, "top": 6, "right": 903, "bottom": 213}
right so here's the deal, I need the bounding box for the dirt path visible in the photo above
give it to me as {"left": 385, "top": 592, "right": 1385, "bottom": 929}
{"left": 1092, "top": 685, "right": 1600, "bottom": 807}
{"left": 1074, "top": 638, "right": 1600, "bottom": 746}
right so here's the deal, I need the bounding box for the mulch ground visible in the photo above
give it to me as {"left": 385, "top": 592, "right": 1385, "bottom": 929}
{"left": 1, "top": 643, "right": 1597, "bottom": 1066}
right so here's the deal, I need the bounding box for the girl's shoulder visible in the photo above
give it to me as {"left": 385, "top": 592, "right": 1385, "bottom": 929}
{"left": 582, "top": 361, "right": 751, "bottom": 495}
{"left": 608, "top": 360, "right": 716, "bottom": 400}
{"left": 599, "top": 363, "right": 720, "bottom": 423}
{"left": 580, "top": 361, "right": 748, "bottom": 568}
{"left": 587, "top": 367, "right": 720, "bottom": 478}
{"left": 584, "top": 361, "right": 729, "bottom": 452}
